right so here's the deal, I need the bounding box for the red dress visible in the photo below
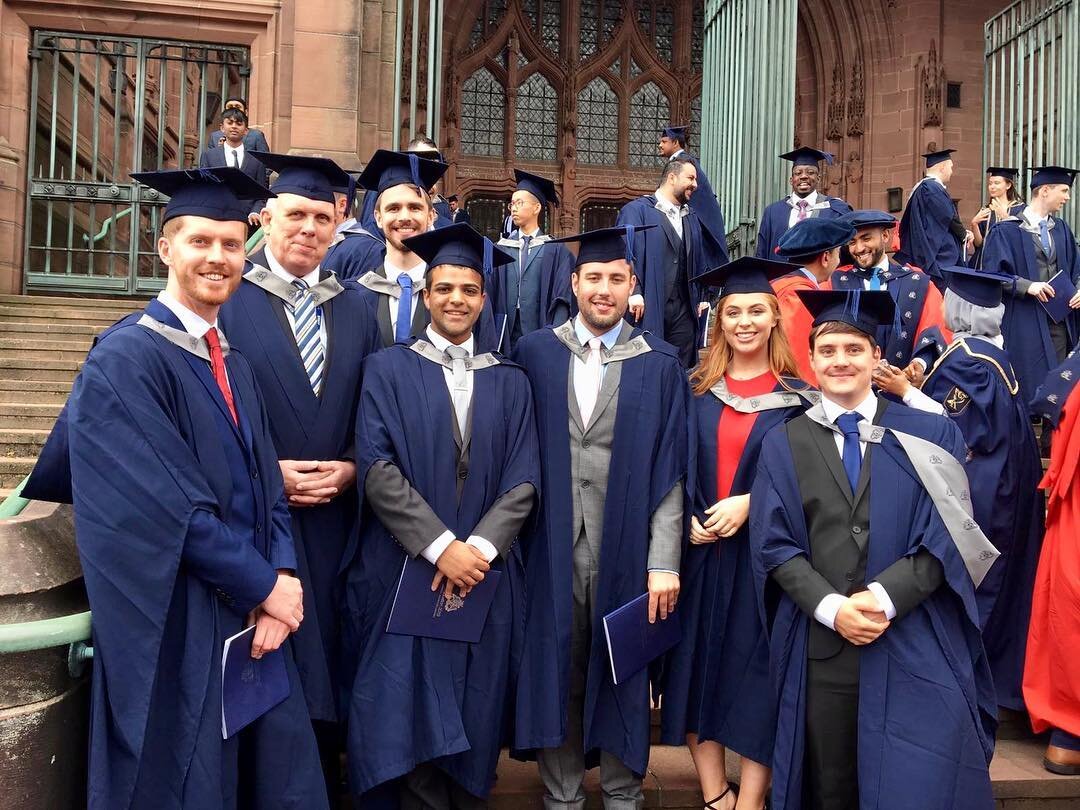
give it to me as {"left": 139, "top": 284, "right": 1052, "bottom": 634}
{"left": 715, "top": 371, "right": 778, "bottom": 500}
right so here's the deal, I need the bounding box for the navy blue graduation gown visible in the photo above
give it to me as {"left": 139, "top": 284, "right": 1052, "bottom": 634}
{"left": 896, "top": 179, "right": 964, "bottom": 287}
{"left": 750, "top": 404, "right": 996, "bottom": 810}
{"left": 680, "top": 151, "right": 730, "bottom": 264}
{"left": 921, "top": 337, "right": 1044, "bottom": 710}
{"left": 323, "top": 226, "right": 388, "bottom": 281}
{"left": 218, "top": 276, "right": 381, "bottom": 722}
{"left": 69, "top": 299, "right": 327, "bottom": 810}
{"left": 660, "top": 381, "right": 810, "bottom": 765}
{"left": 981, "top": 218, "right": 1080, "bottom": 409}
{"left": 510, "top": 327, "right": 692, "bottom": 776}
{"left": 489, "top": 238, "right": 574, "bottom": 353}
{"left": 968, "top": 203, "right": 1025, "bottom": 269}
{"left": 616, "top": 195, "right": 712, "bottom": 345}
{"left": 342, "top": 343, "right": 540, "bottom": 798}
{"left": 754, "top": 195, "right": 852, "bottom": 259}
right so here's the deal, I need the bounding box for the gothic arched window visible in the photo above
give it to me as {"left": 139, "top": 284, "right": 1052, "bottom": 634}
{"left": 577, "top": 77, "right": 618, "bottom": 164}
{"left": 469, "top": 0, "right": 509, "bottom": 49}
{"left": 689, "top": 94, "right": 702, "bottom": 155}
{"left": 461, "top": 67, "right": 506, "bottom": 157}
{"left": 521, "top": 0, "right": 562, "bottom": 55}
{"left": 515, "top": 72, "right": 558, "bottom": 160}
{"left": 637, "top": 2, "right": 676, "bottom": 64}
{"left": 629, "top": 82, "right": 669, "bottom": 167}
{"left": 579, "top": 0, "right": 622, "bottom": 59}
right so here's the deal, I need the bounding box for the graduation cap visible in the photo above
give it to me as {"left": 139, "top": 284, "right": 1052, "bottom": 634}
{"left": 1029, "top": 166, "right": 1078, "bottom": 189}
{"left": 922, "top": 148, "right": 956, "bottom": 168}
{"left": 358, "top": 149, "right": 449, "bottom": 194}
{"left": 841, "top": 209, "right": 897, "bottom": 231}
{"left": 447, "top": 194, "right": 459, "bottom": 203}
{"left": 942, "top": 265, "right": 1013, "bottom": 308}
{"left": 692, "top": 256, "right": 794, "bottom": 296}
{"left": 776, "top": 218, "right": 857, "bottom": 263}
{"left": 513, "top": 169, "right": 559, "bottom": 208}
{"left": 795, "top": 289, "right": 896, "bottom": 337}
{"left": 550, "top": 225, "right": 655, "bottom": 267}
{"left": 130, "top": 167, "right": 274, "bottom": 224}
{"left": 402, "top": 222, "right": 513, "bottom": 279}
{"left": 985, "top": 166, "right": 1019, "bottom": 182}
{"left": 407, "top": 143, "right": 443, "bottom": 162}
{"left": 661, "top": 125, "right": 688, "bottom": 141}
{"left": 780, "top": 147, "right": 834, "bottom": 167}
{"left": 249, "top": 152, "right": 350, "bottom": 204}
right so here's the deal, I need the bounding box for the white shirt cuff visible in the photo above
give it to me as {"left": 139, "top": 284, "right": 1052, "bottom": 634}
{"left": 420, "top": 530, "right": 456, "bottom": 565}
{"left": 867, "top": 581, "right": 898, "bottom": 620}
{"left": 913, "top": 357, "right": 927, "bottom": 370}
{"left": 628, "top": 294, "right": 645, "bottom": 308}
{"left": 901, "top": 385, "right": 946, "bottom": 415}
{"left": 813, "top": 593, "right": 847, "bottom": 630}
{"left": 647, "top": 568, "right": 680, "bottom": 577}
{"left": 465, "top": 535, "right": 498, "bottom": 563}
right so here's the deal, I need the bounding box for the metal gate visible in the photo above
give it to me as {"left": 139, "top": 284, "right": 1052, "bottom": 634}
{"left": 24, "top": 32, "right": 250, "bottom": 295}
{"left": 984, "top": 0, "right": 1080, "bottom": 235}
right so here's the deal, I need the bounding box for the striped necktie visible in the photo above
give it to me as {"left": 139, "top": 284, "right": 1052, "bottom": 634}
{"left": 290, "top": 279, "right": 324, "bottom": 395}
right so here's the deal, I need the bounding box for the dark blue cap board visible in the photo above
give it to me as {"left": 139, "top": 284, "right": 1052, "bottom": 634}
{"left": 942, "top": 265, "right": 1013, "bottom": 308}
{"left": 248, "top": 152, "right": 349, "bottom": 204}
{"left": 131, "top": 167, "right": 274, "bottom": 224}
{"left": 841, "top": 209, "right": 898, "bottom": 230}
{"left": 550, "top": 224, "right": 655, "bottom": 267}
{"left": 513, "top": 169, "right": 559, "bottom": 208}
{"left": 780, "top": 147, "right": 834, "bottom": 167}
{"left": 985, "top": 166, "right": 1019, "bottom": 182}
{"left": 922, "top": 148, "right": 956, "bottom": 168}
{"left": 661, "top": 125, "right": 688, "bottom": 140}
{"left": 692, "top": 255, "right": 794, "bottom": 295}
{"left": 447, "top": 194, "right": 459, "bottom": 202}
{"left": 402, "top": 222, "right": 513, "bottom": 278}
{"left": 776, "top": 218, "right": 857, "bottom": 262}
{"left": 1029, "top": 166, "right": 1078, "bottom": 189}
{"left": 358, "top": 149, "right": 449, "bottom": 194}
{"left": 795, "top": 289, "right": 896, "bottom": 336}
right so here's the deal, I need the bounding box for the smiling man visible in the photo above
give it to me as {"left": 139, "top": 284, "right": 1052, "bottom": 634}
{"left": 342, "top": 223, "right": 539, "bottom": 809}
{"left": 39, "top": 167, "right": 327, "bottom": 809}
{"left": 750, "top": 289, "right": 997, "bottom": 810}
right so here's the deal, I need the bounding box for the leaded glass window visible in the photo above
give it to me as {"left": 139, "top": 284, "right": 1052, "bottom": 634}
{"left": 629, "top": 82, "right": 668, "bottom": 167}
{"left": 468, "top": 0, "right": 509, "bottom": 50}
{"left": 609, "top": 57, "right": 621, "bottom": 78}
{"left": 691, "top": 0, "right": 704, "bottom": 71}
{"left": 579, "top": 0, "right": 620, "bottom": 58}
{"left": 689, "top": 94, "right": 702, "bottom": 155}
{"left": 521, "top": 0, "right": 560, "bottom": 54}
{"left": 515, "top": 73, "right": 558, "bottom": 161}
{"left": 637, "top": 1, "right": 675, "bottom": 64}
{"left": 461, "top": 68, "right": 506, "bottom": 157}
{"left": 577, "top": 77, "right": 618, "bottom": 164}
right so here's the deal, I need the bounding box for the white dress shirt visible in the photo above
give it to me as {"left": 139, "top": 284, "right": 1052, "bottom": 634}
{"left": 813, "top": 392, "right": 897, "bottom": 628}
{"left": 787, "top": 190, "right": 820, "bottom": 228}
{"left": 264, "top": 247, "right": 328, "bottom": 348}
{"left": 419, "top": 326, "right": 498, "bottom": 565}
{"left": 156, "top": 290, "right": 227, "bottom": 382}
{"left": 572, "top": 315, "right": 622, "bottom": 385}
{"left": 859, "top": 252, "right": 892, "bottom": 292}
{"left": 225, "top": 141, "right": 245, "bottom": 169}
{"left": 653, "top": 192, "right": 686, "bottom": 239}
{"left": 384, "top": 258, "right": 427, "bottom": 334}
{"left": 1019, "top": 204, "right": 1055, "bottom": 240}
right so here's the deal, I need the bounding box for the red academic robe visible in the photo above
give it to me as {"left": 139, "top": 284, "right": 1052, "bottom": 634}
{"left": 772, "top": 273, "right": 818, "bottom": 385}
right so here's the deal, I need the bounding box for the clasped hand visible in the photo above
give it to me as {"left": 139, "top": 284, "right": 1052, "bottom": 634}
{"left": 280, "top": 459, "right": 356, "bottom": 506}
{"left": 432, "top": 540, "right": 490, "bottom": 600}
{"left": 250, "top": 572, "right": 304, "bottom": 659}
{"left": 690, "top": 494, "right": 750, "bottom": 543}
{"left": 834, "top": 590, "right": 890, "bottom": 645}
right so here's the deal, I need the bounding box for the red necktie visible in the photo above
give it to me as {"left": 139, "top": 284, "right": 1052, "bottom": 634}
{"left": 204, "top": 327, "right": 238, "bottom": 425}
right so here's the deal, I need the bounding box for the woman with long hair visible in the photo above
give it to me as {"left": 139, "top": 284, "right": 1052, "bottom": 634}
{"left": 969, "top": 166, "right": 1025, "bottom": 266}
{"left": 661, "top": 257, "right": 816, "bottom": 810}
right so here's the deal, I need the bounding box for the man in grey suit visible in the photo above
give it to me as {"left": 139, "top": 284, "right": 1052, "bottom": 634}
{"left": 513, "top": 225, "right": 690, "bottom": 810}
{"left": 199, "top": 108, "right": 269, "bottom": 227}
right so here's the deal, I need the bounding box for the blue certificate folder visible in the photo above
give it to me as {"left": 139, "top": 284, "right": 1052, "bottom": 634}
{"left": 1039, "top": 270, "right": 1078, "bottom": 324}
{"left": 602, "top": 592, "right": 682, "bottom": 686}
{"left": 220, "top": 625, "right": 291, "bottom": 739}
{"left": 386, "top": 556, "right": 502, "bottom": 643}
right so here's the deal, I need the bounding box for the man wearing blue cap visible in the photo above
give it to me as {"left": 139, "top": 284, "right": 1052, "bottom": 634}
{"left": 617, "top": 157, "right": 721, "bottom": 367}
{"left": 512, "top": 225, "right": 690, "bottom": 810}
{"left": 491, "top": 169, "right": 574, "bottom": 352}
{"left": 218, "top": 153, "right": 382, "bottom": 798}
{"left": 659, "top": 124, "right": 729, "bottom": 254}
{"left": 896, "top": 148, "right": 971, "bottom": 290}
{"left": 982, "top": 165, "right": 1080, "bottom": 413}
{"left": 342, "top": 223, "right": 539, "bottom": 809}
{"left": 28, "top": 167, "right": 328, "bottom": 809}
{"left": 754, "top": 147, "right": 852, "bottom": 259}
{"left": 751, "top": 288, "right": 997, "bottom": 810}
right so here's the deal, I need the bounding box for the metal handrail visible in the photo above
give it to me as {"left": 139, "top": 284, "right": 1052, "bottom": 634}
{"left": 82, "top": 206, "right": 133, "bottom": 246}
{"left": 0, "top": 474, "right": 30, "bottom": 518}
{"left": 0, "top": 611, "right": 92, "bottom": 655}
{"left": 245, "top": 226, "right": 264, "bottom": 254}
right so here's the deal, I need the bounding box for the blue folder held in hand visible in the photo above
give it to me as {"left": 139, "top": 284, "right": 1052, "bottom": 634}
{"left": 221, "top": 625, "right": 291, "bottom": 739}
{"left": 602, "top": 592, "right": 682, "bottom": 686}
{"left": 386, "top": 555, "right": 502, "bottom": 643}
{"left": 1039, "top": 270, "right": 1078, "bottom": 324}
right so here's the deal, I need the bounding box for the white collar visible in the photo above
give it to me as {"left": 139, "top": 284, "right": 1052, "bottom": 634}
{"left": 425, "top": 325, "right": 474, "bottom": 356}
{"left": 789, "top": 190, "right": 820, "bottom": 207}
{"left": 820, "top": 390, "right": 878, "bottom": 425}
{"left": 224, "top": 140, "right": 244, "bottom": 155}
{"left": 926, "top": 174, "right": 946, "bottom": 189}
{"left": 264, "top": 246, "right": 321, "bottom": 288}
{"left": 384, "top": 258, "right": 427, "bottom": 285}
{"left": 520, "top": 228, "right": 542, "bottom": 239}
{"left": 156, "top": 290, "right": 217, "bottom": 338}
{"left": 653, "top": 193, "right": 686, "bottom": 216}
{"left": 670, "top": 149, "right": 685, "bottom": 160}
{"left": 1022, "top": 205, "right": 1052, "bottom": 228}
{"left": 573, "top": 315, "right": 622, "bottom": 350}
{"left": 873, "top": 252, "right": 891, "bottom": 273}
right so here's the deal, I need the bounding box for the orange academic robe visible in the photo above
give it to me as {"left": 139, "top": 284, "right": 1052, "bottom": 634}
{"left": 771, "top": 272, "right": 818, "bottom": 385}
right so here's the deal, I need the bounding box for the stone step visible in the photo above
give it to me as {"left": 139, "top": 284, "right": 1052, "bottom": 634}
{"left": 0, "top": 358, "right": 82, "bottom": 382}
{"left": 0, "top": 338, "right": 91, "bottom": 362}
{"left": 0, "top": 293, "right": 145, "bottom": 309}
{"left": 0, "top": 304, "right": 131, "bottom": 326}
{"left": 0, "top": 428, "right": 50, "bottom": 456}
{"left": 0, "top": 403, "right": 65, "bottom": 431}
{"left": 0, "top": 379, "right": 73, "bottom": 404}
{"left": 0, "top": 320, "right": 105, "bottom": 337}
{"left": 0, "top": 456, "right": 38, "bottom": 487}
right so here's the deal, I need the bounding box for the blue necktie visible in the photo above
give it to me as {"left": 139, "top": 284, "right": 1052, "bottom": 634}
{"left": 869, "top": 267, "right": 882, "bottom": 291}
{"left": 836, "top": 412, "right": 864, "bottom": 492}
{"left": 395, "top": 273, "right": 413, "bottom": 343}
{"left": 290, "top": 280, "right": 324, "bottom": 395}
{"left": 1039, "top": 219, "right": 1053, "bottom": 257}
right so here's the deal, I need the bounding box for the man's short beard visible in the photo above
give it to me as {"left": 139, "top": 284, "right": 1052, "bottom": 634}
{"left": 581, "top": 305, "right": 624, "bottom": 332}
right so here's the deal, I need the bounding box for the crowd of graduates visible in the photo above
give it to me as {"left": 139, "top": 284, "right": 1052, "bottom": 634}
{"left": 18, "top": 121, "right": 1080, "bottom": 810}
